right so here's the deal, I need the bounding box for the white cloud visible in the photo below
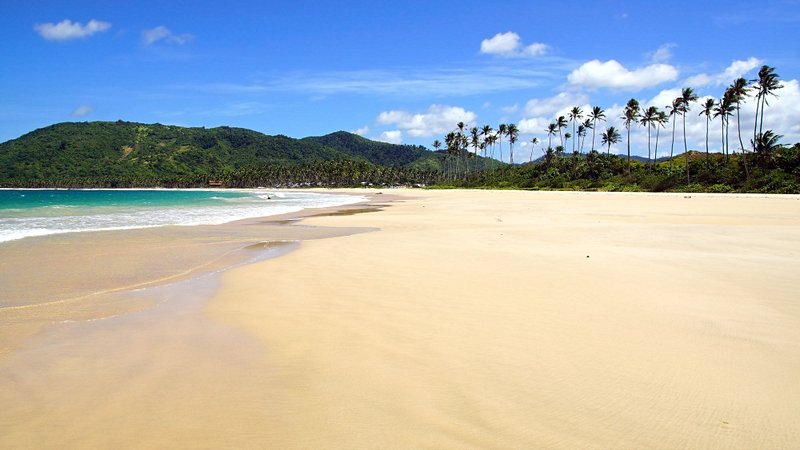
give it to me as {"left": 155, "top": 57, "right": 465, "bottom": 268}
{"left": 567, "top": 59, "right": 679, "bottom": 91}
{"left": 378, "top": 130, "right": 402, "bottom": 144}
{"left": 648, "top": 43, "right": 677, "bottom": 63}
{"left": 518, "top": 117, "right": 551, "bottom": 135}
{"left": 377, "top": 104, "right": 477, "bottom": 138}
{"left": 684, "top": 57, "right": 762, "bottom": 87}
{"left": 523, "top": 92, "right": 589, "bottom": 118}
{"left": 34, "top": 19, "right": 111, "bottom": 41}
{"left": 353, "top": 126, "right": 369, "bottom": 136}
{"left": 647, "top": 88, "right": 683, "bottom": 109}
{"left": 70, "top": 105, "right": 94, "bottom": 117}
{"left": 480, "top": 32, "right": 548, "bottom": 57}
{"left": 142, "top": 26, "right": 193, "bottom": 46}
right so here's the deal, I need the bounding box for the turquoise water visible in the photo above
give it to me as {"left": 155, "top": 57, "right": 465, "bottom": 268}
{"left": 0, "top": 189, "right": 365, "bottom": 243}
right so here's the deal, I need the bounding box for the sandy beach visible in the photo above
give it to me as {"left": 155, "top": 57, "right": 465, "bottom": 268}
{"left": 2, "top": 189, "right": 799, "bottom": 448}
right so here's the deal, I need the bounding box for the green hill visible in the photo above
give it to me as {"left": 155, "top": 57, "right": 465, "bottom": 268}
{"left": 303, "top": 131, "right": 442, "bottom": 171}
{"left": 0, "top": 121, "right": 441, "bottom": 186}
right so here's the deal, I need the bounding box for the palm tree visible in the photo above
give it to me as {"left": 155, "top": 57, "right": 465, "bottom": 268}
{"left": 601, "top": 126, "right": 621, "bottom": 156}
{"left": 588, "top": 106, "right": 606, "bottom": 152}
{"left": 680, "top": 87, "right": 699, "bottom": 183}
{"left": 481, "top": 124, "right": 493, "bottom": 170}
{"left": 470, "top": 127, "right": 480, "bottom": 174}
{"left": 623, "top": 98, "right": 640, "bottom": 175}
{"left": 752, "top": 65, "right": 783, "bottom": 144}
{"left": 546, "top": 123, "right": 558, "bottom": 150}
{"left": 507, "top": 123, "right": 519, "bottom": 165}
{"left": 497, "top": 123, "right": 507, "bottom": 163}
{"left": 698, "top": 98, "right": 715, "bottom": 168}
{"left": 580, "top": 118, "right": 592, "bottom": 153}
{"left": 564, "top": 132, "right": 572, "bottom": 154}
{"left": 568, "top": 106, "right": 583, "bottom": 153}
{"left": 751, "top": 130, "right": 782, "bottom": 166}
{"left": 713, "top": 94, "right": 734, "bottom": 162}
{"left": 727, "top": 78, "right": 751, "bottom": 178}
{"left": 529, "top": 137, "right": 539, "bottom": 163}
{"left": 667, "top": 97, "right": 683, "bottom": 169}
{"left": 640, "top": 106, "right": 658, "bottom": 165}
{"left": 654, "top": 110, "right": 667, "bottom": 164}
{"left": 487, "top": 133, "right": 498, "bottom": 164}
{"left": 556, "top": 116, "right": 568, "bottom": 147}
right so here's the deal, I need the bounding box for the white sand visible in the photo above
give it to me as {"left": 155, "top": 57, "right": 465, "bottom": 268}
{"left": 2, "top": 189, "right": 799, "bottom": 448}
{"left": 209, "top": 189, "right": 800, "bottom": 448}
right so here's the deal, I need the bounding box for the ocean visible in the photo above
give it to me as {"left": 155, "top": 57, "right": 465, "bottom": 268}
{"left": 0, "top": 189, "right": 366, "bottom": 243}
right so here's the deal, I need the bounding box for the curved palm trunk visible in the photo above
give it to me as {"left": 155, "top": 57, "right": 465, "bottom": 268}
{"left": 669, "top": 114, "right": 677, "bottom": 169}
{"left": 683, "top": 113, "right": 690, "bottom": 184}
{"left": 498, "top": 137, "right": 503, "bottom": 164}
{"left": 752, "top": 93, "right": 761, "bottom": 150}
{"left": 591, "top": 120, "right": 597, "bottom": 151}
{"left": 654, "top": 126, "right": 661, "bottom": 164}
{"left": 705, "top": 115, "right": 710, "bottom": 168}
{"left": 626, "top": 125, "right": 631, "bottom": 176}
{"left": 737, "top": 105, "right": 749, "bottom": 179}
{"left": 647, "top": 125, "right": 652, "bottom": 166}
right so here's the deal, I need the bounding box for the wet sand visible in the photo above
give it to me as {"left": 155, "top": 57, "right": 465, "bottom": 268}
{"left": 2, "top": 189, "right": 800, "bottom": 448}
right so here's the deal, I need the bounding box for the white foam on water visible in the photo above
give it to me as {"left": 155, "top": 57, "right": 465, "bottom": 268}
{"left": 0, "top": 190, "right": 366, "bottom": 243}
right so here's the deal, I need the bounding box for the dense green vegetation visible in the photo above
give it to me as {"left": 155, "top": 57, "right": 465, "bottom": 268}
{"left": 1, "top": 77, "right": 798, "bottom": 194}
{"left": 0, "top": 121, "right": 444, "bottom": 188}
{"left": 428, "top": 64, "right": 800, "bottom": 193}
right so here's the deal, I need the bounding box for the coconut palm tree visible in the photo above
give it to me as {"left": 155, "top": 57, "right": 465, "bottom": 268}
{"left": 679, "top": 88, "right": 699, "bottom": 183}
{"left": 751, "top": 130, "right": 782, "bottom": 166}
{"left": 623, "top": 98, "right": 640, "bottom": 175}
{"left": 568, "top": 106, "right": 583, "bottom": 153}
{"left": 601, "top": 126, "right": 621, "bottom": 156}
{"left": 667, "top": 98, "right": 683, "bottom": 169}
{"left": 497, "top": 123, "right": 507, "bottom": 163}
{"left": 529, "top": 137, "right": 540, "bottom": 163}
{"left": 588, "top": 106, "right": 606, "bottom": 152}
{"left": 698, "top": 98, "right": 715, "bottom": 168}
{"left": 470, "top": 127, "right": 480, "bottom": 174}
{"left": 556, "top": 116, "right": 568, "bottom": 147}
{"left": 480, "top": 124, "right": 493, "bottom": 170}
{"left": 640, "top": 106, "right": 659, "bottom": 165}
{"left": 546, "top": 123, "right": 558, "bottom": 150}
{"left": 752, "top": 65, "right": 783, "bottom": 144}
{"left": 507, "top": 123, "right": 519, "bottom": 165}
{"left": 727, "top": 78, "right": 751, "bottom": 178}
{"left": 580, "top": 118, "right": 593, "bottom": 153}
{"left": 487, "top": 132, "right": 498, "bottom": 166}
{"left": 654, "top": 110, "right": 667, "bottom": 164}
{"left": 713, "top": 94, "right": 734, "bottom": 161}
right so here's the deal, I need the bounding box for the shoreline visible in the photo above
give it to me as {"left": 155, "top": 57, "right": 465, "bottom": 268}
{"left": 2, "top": 189, "right": 799, "bottom": 448}
{"left": 0, "top": 191, "right": 382, "bottom": 356}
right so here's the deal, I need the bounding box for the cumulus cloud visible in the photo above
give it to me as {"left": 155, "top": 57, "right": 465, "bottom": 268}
{"left": 648, "top": 43, "right": 677, "bottom": 63}
{"left": 70, "top": 105, "right": 94, "bottom": 117}
{"left": 378, "top": 130, "right": 402, "bottom": 144}
{"left": 518, "top": 117, "right": 551, "bottom": 135}
{"left": 34, "top": 19, "right": 111, "bottom": 41}
{"left": 684, "top": 57, "right": 762, "bottom": 87}
{"left": 377, "top": 104, "right": 477, "bottom": 138}
{"left": 353, "top": 126, "right": 369, "bottom": 136}
{"left": 523, "top": 92, "right": 589, "bottom": 118}
{"left": 480, "top": 32, "right": 548, "bottom": 57}
{"left": 141, "top": 26, "right": 193, "bottom": 46}
{"left": 568, "top": 59, "right": 679, "bottom": 91}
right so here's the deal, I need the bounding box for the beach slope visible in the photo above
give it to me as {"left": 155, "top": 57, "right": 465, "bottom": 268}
{"left": 209, "top": 189, "right": 800, "bottom": 448}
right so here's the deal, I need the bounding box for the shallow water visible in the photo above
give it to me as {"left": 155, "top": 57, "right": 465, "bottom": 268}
{"left": 0, "top": 189, "right": 365, "bottom": 243}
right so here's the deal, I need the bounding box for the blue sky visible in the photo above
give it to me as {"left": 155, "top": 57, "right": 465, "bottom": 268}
{"left": 2, "top": 0, "right": 799, "bottom": 158}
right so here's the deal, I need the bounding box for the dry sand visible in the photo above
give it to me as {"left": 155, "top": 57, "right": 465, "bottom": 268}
{"left": 2, "top": 189, "right": 799, "bottom": 448}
